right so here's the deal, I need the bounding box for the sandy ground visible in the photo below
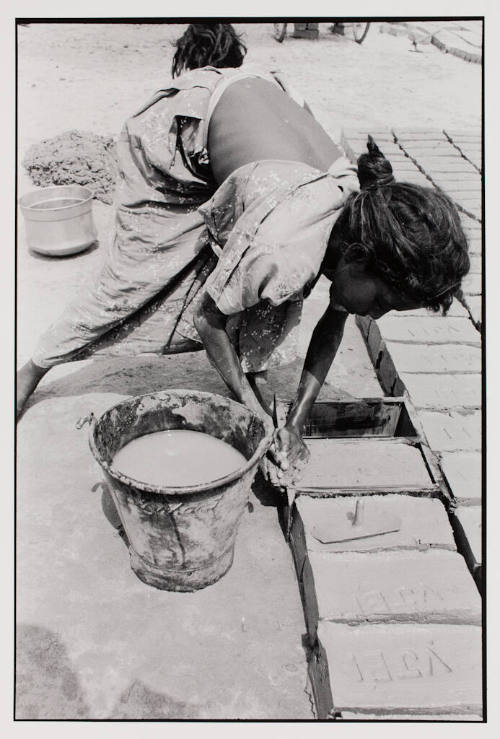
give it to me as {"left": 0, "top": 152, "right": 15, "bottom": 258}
{"left": 17, "top": 20, "right": 482, "bottom": 364}
{"left": 18, "top": 21, "right": 481, "bottom": 148}
{"left": 14, "top": 21, "right": 484, "bottom": 721}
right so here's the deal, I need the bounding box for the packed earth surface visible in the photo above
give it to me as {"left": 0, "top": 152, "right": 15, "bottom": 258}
{"left": 17, "top": 20, "right": 482, "bottom": 366}
{"left": 16, "top": 20, "right": 483, "bottom": 721}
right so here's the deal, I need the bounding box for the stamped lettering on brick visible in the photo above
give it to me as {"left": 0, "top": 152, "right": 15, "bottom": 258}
{"left": 349, "top": 644, "right": 453, "bottom": 683}
{"left": 397, "top": 650, "right": 423, "bottom": 680}
{"left": 355, "top": 584, "right": 445, "bottom": 615}
{"left": 427, "top": 645, "right": 453, "bottom": 676}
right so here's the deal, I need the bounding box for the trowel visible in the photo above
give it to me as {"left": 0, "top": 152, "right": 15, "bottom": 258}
{"left": 311, "top": 498, "right": 401, "bottom": 544}
{"left": 271, "top": 394, "right": 298, "bottom": 538}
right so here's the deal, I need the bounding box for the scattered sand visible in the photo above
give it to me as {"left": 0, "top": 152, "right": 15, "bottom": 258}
{"left": 17, "top": 21, "right": 481, "bottom": 157}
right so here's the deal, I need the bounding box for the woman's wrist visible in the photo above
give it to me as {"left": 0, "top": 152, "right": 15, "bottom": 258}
{"left": 286, "top": 393, "right": 314, "bottom": 434}
{"left": 284, "top": 414, "right": 305, "bottom": 436}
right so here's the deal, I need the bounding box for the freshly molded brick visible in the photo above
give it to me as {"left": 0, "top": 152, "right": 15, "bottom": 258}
{"left": 297, "top": 439, "right": 433, "bottom": 490}
{"left": 462, "top": 273, "right": 482, "bottom": 295}
{"left": 311, "top": 622, "right": 482, "bottom": 716}
{"left": 399, "top": 373, "right": 481, "bottom": 410}
{"left": 440, "top": 181, "right": 482, "bottom": 192}
{"left": 432, "top": 172, "right": 480, "bottom": 182}
{"left": 468, "top": 255, "right": 482, "bottom": 274}
{"left": 415, "top": 158, "right": 479, "bottom": 174}
{"left": 444, "top": 131, "right": 481, "bottom": 140}
{"left": 376, "top": 316, "right": 480, "bottom": 345}
{"left": 419, "top": 410, "right": 481, "bottom": 452}
{"left": 301, "top": 550, "right": 481, "bottom": 637}
{"left": 453, "top": 196, "right": 482, "bottom": 209}
{"left": 398, "top": 146, "right": 455, "bottom": 157}
{"left": 396, "top": 131, "right": 448, "bottom": 141}
{"left": 293, "top": 495, "right": 456, "bottom": 555}
{"left": 465, "top": 238, "right": 482, "bottom": 255}
{"left": 385, "top": 342, "right": 481, "bottom": 374}
{"left": 395, "top": 174, "right": 431, "bottom": 186}
{"left": 460, "top": 213, "right": 481, "bottom": 228}
{"left": 441, "top": 452, "right": 482, "bottom": 505}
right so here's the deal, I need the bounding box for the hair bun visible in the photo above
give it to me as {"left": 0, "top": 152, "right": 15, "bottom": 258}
{"left": 357, "top": 134, "right": 395, "bottom": 190}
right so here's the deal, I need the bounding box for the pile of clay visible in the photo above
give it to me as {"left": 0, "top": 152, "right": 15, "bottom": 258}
{"left": 23, "top": 130, "right": 119, "bottom": 204}
{"left": 112, "top": 429, "right": 247, "bottom": 488}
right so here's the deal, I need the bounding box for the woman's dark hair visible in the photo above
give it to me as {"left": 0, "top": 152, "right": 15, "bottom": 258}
{"left": 171, "top": 23, "right": 247, "bottom": 77}
{"left": 335, "top": 135, "right": 470, "bottom": 313}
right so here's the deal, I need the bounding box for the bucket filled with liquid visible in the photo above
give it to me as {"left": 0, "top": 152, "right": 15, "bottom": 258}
{"left": 19, "top": 184, "right": 97, "bottom": 256}
{"left": 88, "top": 390, "right": 273, "bottom": 592}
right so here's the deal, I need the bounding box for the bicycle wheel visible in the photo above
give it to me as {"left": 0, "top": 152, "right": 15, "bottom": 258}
{"left": 273, "top": 23, "right": 287, "bottom": 42}
{"left": 350, "top": 22, "right": 370, "bottom": 44}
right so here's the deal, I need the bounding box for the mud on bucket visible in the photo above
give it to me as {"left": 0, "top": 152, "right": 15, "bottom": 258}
{"left": 88, "top": 390, "right": 273, "bottom": 592}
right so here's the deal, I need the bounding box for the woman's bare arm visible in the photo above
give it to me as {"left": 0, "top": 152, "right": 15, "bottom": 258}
{"left": 272, "top": 287, "right": 348, "bottom": 468}
{"left": 193, "top": 292, "right": 270, "bottom": 420}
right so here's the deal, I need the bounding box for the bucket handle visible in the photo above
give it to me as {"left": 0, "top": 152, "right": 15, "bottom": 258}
{"left": 75, "top": 412, "right": 95, "bottom": 430}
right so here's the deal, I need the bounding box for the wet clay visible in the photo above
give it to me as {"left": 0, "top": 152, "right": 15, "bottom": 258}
{"left": 23, "top": 130, "right": 118, "bottom": 204}
{"left": 297, "top": 439, "right": 432, "bottom": 488}
{"left": 112, "top": 429, "right": 246, "bottom": 487}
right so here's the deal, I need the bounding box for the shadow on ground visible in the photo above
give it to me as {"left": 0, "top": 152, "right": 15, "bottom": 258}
{"left": 16, "top": 624, "right": 90, "bottom": 719}
{"left": 16, "top": 623, "right": 214, "bottom": 719}
{"left": 23, "top": 351, "right": 354, "bottom": 415}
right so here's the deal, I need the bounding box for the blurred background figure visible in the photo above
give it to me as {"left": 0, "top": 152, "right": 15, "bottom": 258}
{"left": 171, "top": 22, "right": 247, "bottom": 76}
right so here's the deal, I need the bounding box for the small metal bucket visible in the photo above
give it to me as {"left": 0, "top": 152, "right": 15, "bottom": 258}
{"left": 19, "top": 184, "right": 97, "bottom": 256}
{"left": 87, "top": 389, "right": 273, "bottom": 592}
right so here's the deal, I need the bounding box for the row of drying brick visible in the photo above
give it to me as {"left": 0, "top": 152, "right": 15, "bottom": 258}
{"left": 340, "top": 128, "right": 482, "bottom": 222}
{"left": 378, "top": 22, "right": 482, "bottom": 66}
{"left": 297, "top": 131, "right": 480, "bottom": 334}
{"left": 291, "top": 128, "right": 483, "bottom": 720}
{"left": 394, "top": 131, "right": 481, "bottom": 223}
{"left": 341, "top": 128, "right": 483, "bottom": 587}
{"left": 356, "top": 311, "right": 482, "bottom": 586}
{"left": 289, "top": 494, "right": 482, "bottom": 720}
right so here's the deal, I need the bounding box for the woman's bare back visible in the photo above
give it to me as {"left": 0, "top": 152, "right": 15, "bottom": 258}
{"left": 208, "top": 77, "right": 343, "bottom": 185}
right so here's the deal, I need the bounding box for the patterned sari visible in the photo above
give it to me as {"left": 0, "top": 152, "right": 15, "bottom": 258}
{"left": 32, "top": 67, "right": 358, "bottom": 373}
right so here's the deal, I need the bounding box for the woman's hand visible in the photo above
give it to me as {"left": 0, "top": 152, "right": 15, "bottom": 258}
{"left": 271, "top": 425, "right": 309, "bottom": 471}
{"left": 263, "top": 424, "right": 310, "bottom": 488}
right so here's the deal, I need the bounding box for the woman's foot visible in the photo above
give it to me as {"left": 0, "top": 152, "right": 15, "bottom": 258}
{"left": 16, "top": 360, "right": 48, "bottom": 418}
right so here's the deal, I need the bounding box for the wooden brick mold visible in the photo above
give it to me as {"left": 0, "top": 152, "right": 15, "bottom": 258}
{"left": 277, "top": 397, "right": 449, "bottom": 511}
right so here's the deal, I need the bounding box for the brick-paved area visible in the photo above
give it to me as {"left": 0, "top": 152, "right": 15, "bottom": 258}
{"left": 378, "top": 21, "right": 482, "bottom": 65}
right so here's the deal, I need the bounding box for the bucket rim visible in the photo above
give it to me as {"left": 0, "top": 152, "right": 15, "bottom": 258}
{"left": 19, "top": 184, "right": 94, "bottom": 210}
{"left": 88, "top": 388, "right": 274, "bottom": 495}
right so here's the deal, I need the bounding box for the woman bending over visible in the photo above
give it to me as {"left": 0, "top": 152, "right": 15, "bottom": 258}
{"left": 17, "top": 23, "right": 469, "bottom": 471}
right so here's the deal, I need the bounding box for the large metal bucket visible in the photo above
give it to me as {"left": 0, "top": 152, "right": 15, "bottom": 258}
{"left": 88, "top": 390, "right": 273, "bottom": 592}
{"left": 19, "top": 184, "right": 97, "bottom": 256}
